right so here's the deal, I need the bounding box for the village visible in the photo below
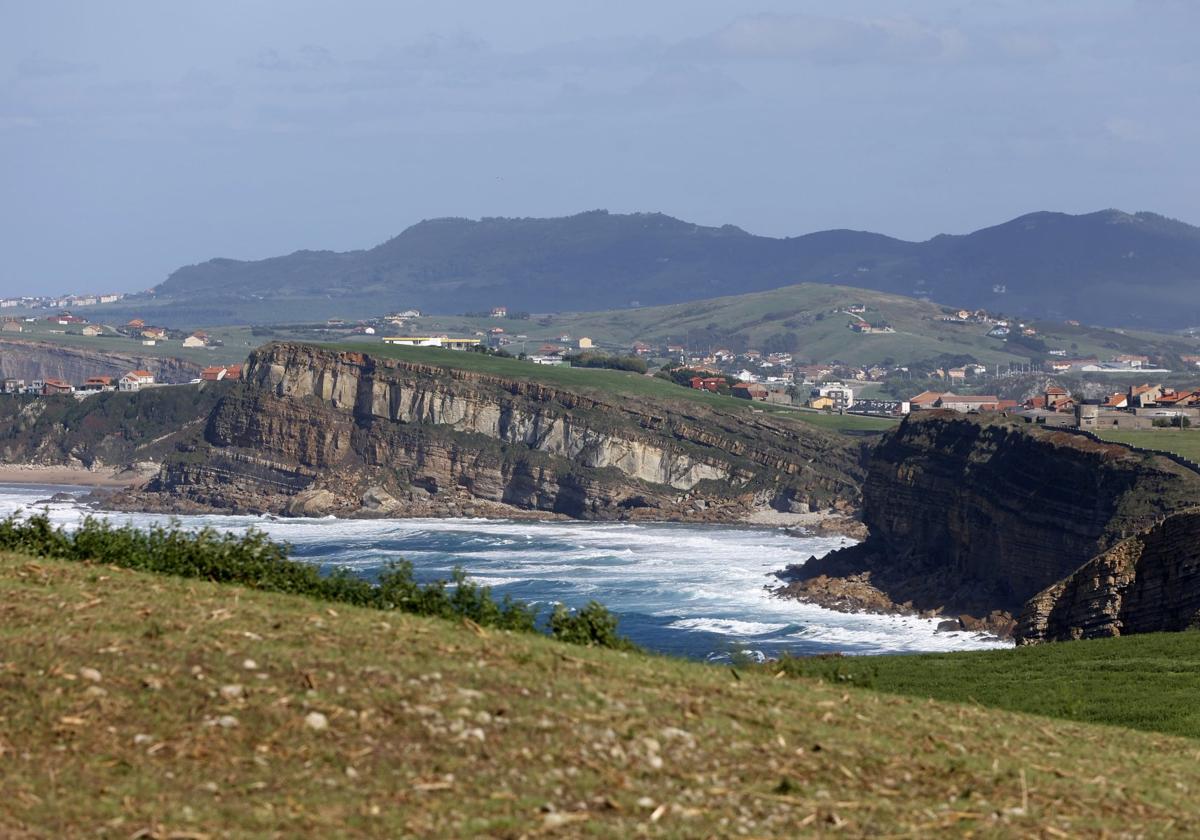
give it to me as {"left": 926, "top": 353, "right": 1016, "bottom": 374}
{"left": 0, "top": 365, "right": 242, "bottom": 398}
{"left": 6, "top": 298, "right": 1200, "bottom": 438}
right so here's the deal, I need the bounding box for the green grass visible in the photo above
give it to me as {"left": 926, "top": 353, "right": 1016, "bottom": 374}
{"left": 1095, "top": 428, "right": 1200, "bottom": 461}
{"left": 774, "top": 632, "right": 1200, "bottom": 740}
{"left": 5, "top": 553, "right": 1200, "bottom": 837}
{"left": 3, "top": 321, "right": 255, "bottom": 365}
{"left": 327, "top": 342, "right": 897, "bottom": 434}
{"left": 430, "top": 282, "right": 1200, "bottom": 367}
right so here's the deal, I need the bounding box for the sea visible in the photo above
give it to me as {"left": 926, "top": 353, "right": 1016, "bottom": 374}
{"left": 0, "top": 483, "right": 1011, "bottom": 661}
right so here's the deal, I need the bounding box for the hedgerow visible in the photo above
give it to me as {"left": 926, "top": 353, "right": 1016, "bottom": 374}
{"left": 0, "top": 513, "right": 635, "bottom": 650}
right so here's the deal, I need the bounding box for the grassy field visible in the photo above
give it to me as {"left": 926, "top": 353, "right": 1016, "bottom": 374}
{"left": 4, "top": 553, "right": 1200, "bottom": 837}
{"left": 331, "top": 342, "right": 899, "bottom": 433}
{"left": 1095, "top": 428, "right": 1200, "bottom": 461}
{"left": 778, "top": 632, "right": 1200, "bottom": 740}
{"left": 4, "top": 320, "right": 256, "bottom": 365}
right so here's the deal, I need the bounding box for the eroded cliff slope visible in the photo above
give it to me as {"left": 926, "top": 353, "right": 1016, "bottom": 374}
{"left": 119, "top": 343, "right": 866, "bottom": 520}
{"left": 778, "top": 412, "right": 1200, "bottom": 619}
{"left": 0, "top": 338, "right": 202, "bottom": 384}
{"left": 1016, "top": 509, "right": 1200, "bottom": 643}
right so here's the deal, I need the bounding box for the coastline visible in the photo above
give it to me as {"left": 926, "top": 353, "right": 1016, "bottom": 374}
{"left": 0, "top": 464, "right": 145, "bottom": 489}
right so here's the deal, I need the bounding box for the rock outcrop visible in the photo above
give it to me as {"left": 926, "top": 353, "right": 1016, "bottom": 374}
{"left": 1016, "top": 509, "right": 1200, "bottom": 643}
{"left": 0, "top": 383, "right": 231, "bottom": 469}
{"left": 0, "top": 338, "right": 202, "bottom": 384}
{"left": 777, "top": 412, "right": 1200, "bottom": 621}
{"left": 116, "top": 343, "right": 867, "bottom": 520}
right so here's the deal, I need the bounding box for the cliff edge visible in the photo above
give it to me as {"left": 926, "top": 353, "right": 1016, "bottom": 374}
{"left": 777, "top": 412, "right": 1200, "bottom": 624}
{"left": 116, "top": 343, "right": 867, "bottom": 520}
{"left": 1016, "top": 509, "right": 1200, "bottom": 643}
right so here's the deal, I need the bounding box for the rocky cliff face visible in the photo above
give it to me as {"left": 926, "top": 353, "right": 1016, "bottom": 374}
{"left": 778, "top": 412, "right": 1200, "bottom": 618}
{"left": 1016, "top": 510, "right": 1200, "bottom": 643}
{"left": 119, "top": 343, "right": 865, "bottom": 520}
{"left": 0, "top": 383, "right": 231, "bottom": 468}
{"left": 0, "top": 338, "right": 202, "bottom": 384}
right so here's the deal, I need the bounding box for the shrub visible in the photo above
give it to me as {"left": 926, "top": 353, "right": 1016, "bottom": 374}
{"left": 0, "top": 513, "right": 623, "bottom": 647}
{"left": 548, "top": 601, "right": 640, "bottom": 651}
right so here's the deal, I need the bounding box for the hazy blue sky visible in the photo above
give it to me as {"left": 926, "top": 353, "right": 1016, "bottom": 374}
{"left": 1, "top": 0, "right": 1196, "bottom": 296}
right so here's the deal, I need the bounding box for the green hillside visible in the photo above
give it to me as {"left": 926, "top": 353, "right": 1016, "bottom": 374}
{"left": 4, "top": 551, "right": 1200, "bottom": 837}
{"left": 417, "top": 283, "right": 1195, "bottom": 367}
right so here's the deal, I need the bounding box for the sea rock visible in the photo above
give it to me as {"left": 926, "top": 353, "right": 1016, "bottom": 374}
{"left": 286, "top": 488, "right": 338, "bottom": 517}
{"left": 361, "top": 486, "right": 402, "bottom": 515}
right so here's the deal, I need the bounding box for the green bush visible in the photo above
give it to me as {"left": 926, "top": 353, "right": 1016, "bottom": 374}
{"left": 548, "top": 600, "right": 640, "bottom": 651}
{"left": 0, "top": 513, "right": 632, "bottom": 648}
{"left": 564, "top": 352, "right": 648, "bottom": 374}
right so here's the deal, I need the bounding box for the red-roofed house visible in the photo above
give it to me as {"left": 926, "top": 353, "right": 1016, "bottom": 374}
{"left": 42, "top": 379, "right": 73, "bottom": 396}
{"left": 936, "top": 393, "right": 1001, "bottom": 412}
{"left": 908, "top": 390, "right": 946, "bottom": 410}
{"left": 78, "top": 376, "right": 115, "bottom": 393}
{"left": 731, "top": 383, "right": 769, "bottom": 401}
{"left": 120, "top": 370, "right": 156, "bottom": 392}
{"left": 201, "top": 365, "right": 243, "bottom": 382}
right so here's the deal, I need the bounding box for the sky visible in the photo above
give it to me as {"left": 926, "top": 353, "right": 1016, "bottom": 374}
{"left": 1, "top": 0, "right": 1197, "bottom": 296}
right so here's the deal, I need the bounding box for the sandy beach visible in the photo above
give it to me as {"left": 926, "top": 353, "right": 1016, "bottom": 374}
{"left": 0, "top": 464, "right": 144, "bottom": 488}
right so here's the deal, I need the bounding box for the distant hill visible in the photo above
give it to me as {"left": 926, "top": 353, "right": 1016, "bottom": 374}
{"left": 117, "top": 208, "right": 1200, "bottom": 327}
{"left": 534, "top": 283, "right": 1199, "bottom": 366}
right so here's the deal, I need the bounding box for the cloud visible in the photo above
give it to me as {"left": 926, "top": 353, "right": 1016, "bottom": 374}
{"left": 251, "top": 44, "right": 335, "bottom": 72}
{"left": 629, "top": 65, "right": 745, "bottom": 105}
{"left": 1105, "top": 116, "right": 1158, "bottom": 143}
{"left": 678, "top": 13, "right": 969, "bottom": 65}
{"left": 16, "top": 54, "right": 96, "bottom": 79}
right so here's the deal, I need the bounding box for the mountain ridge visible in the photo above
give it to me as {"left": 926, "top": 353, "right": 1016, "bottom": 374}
{"left": 130, "top": 208, "right": 1200, "bottom": 327}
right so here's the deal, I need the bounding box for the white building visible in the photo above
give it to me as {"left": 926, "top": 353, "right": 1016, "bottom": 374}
{"left": 812, "top": 382, "right": 856, "bottom": 410}
{"left": 119, "top": 370, "right": 156, "bottom": 392}
{"left": 381, "top": 335, "right": 481, "bottom": 350}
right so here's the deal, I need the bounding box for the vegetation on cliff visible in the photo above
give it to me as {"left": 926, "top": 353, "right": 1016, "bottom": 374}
{"left": 4, "top": 551, "right": 1200, "bottom": 837}
{"left": 0, "top": 382, "right": 232, "bottom": 467}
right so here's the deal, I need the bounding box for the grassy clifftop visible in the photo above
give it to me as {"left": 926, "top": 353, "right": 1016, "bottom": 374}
{"left": 331, "top": 342, "right": 898, "bottom": 433}
{"left": 3, "top": 553, "right": 1200, "bottom": 837}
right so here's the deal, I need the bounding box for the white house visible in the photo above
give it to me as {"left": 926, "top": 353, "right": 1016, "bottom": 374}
{"left": 813, "top": 382, "right": 856, "bottom": 410}
{"left": 119, "top": 370, "right": 156, "bottom": 392}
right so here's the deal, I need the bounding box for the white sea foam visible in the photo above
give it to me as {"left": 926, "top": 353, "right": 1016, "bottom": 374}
{"left": 0, "top": 483, "right": 1012, "bottom": 657}
{"left": 668, "top": 618, "right": 791, "bottom": 636}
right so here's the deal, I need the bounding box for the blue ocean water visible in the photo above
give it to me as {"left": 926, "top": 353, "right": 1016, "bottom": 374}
{"left": 0, "top": 484, "right": 1010, "bottom": 659}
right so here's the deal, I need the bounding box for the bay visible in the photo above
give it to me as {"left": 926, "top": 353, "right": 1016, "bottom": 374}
{"left": 0, "top": 484, "right": 1010, "bottom": 660}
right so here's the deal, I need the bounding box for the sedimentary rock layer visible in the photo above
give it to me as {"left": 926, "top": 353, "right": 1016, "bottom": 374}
{"left": 1016, "top": 509, "right": 1200, "bottom": 643}
{"left": 121, "top": 343, "right": 866, "bottom": 520}
{"left": 779, "top": 412, "right": 1200, "bottom": 617}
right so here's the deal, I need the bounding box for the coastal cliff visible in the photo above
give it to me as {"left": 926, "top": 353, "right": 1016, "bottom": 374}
{"left": 117, "top": 343, "right": 866, "bottom": 520}
{"left": 1016, "top": 509, "right": 1200, "bottom": 643}
{"left": 777, "top": 412, "right": 1200, "bottom": 622}
{"left": 0, "top": 383, "right": 231, "bottom": 470}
